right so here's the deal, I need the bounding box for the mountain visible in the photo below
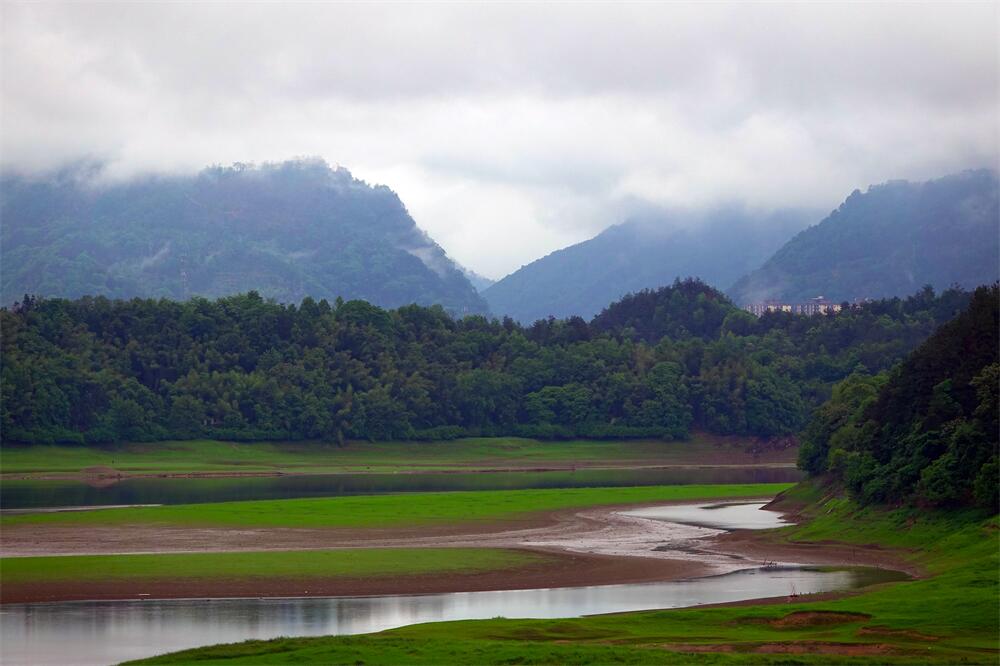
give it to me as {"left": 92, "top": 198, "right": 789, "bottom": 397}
{"left": 482, "top": 208, "right": 814, "bottom": 322}
{"left": 0, "top": 159, "right": 488, "bottom": 315}
{"left": 460, "top": 267, "right": 496, "bottom": 292}
{"left": 728, "top": 170, "right": 999, "bottom": 305}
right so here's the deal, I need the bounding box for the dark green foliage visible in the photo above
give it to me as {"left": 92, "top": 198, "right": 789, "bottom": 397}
{"left": 0, "top": 282, "right": 974, "bottom": 445}
{"left": 483, "top": 208, "right": 813, "bottom": 323}
{"left": 729, "top": 169, "right": 999, "bottom": 304}
{"left": 800, "top": 285, "right": 999, "bottom": 508}
{"left": 0, "top": 160, "right": 488, "bottom": 315}
{"left": 591, "top": 278, "right": 732, "bottom": 342}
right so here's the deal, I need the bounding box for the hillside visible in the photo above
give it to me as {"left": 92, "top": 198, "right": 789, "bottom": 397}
{"left": 0, "top": 159, "right": 488, "bottom": 315}
{"left": 1, "top": 281, "right": 970, "bottom": 445}
{"left": 800, "top": 284, "right": 998, "bottom": 509}
{"left": 482, "top": 209, "right": 814, "bottom": 323}
{"left": 729, "top": 170, "right": 999, "bottom": 305}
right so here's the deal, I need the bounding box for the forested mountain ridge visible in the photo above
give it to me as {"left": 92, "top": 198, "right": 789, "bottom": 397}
{"left": 729, "top": 170, "right": 999, "bottom": 305}
{"left": 799, "top": 284, "right": 998, "bottom": 510}
{"left": 0, "top": 159, "right": 488, "bottom": 315}
{"left": 482, "top": 209, "right": 814, "bottom": 323}
{"left": 1, "top": 280, "right": 972, "bottom": 446}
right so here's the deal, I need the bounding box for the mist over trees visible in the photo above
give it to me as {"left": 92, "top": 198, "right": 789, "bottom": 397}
{"left": 2, "top": 280, "right": 972, "bottom": 447}
{"left": 483, "top": 209, "right": 813, "bottom": 323}
{"left": 729, "top": 170, "right": 999, "bottom": 305}
{"left": 0, "top": 159, "right": 488, "bottom": 316}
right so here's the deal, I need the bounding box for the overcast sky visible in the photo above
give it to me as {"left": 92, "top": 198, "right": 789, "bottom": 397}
{"left": 2, "top": 2, "right": 997, "bottom": 278}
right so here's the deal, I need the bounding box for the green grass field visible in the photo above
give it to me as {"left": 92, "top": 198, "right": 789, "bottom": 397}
{"left": 0, "top": 434, "right": 792, "bottom": 476}
{"left": 1, "top": 483, "right": 792, "bottom": 529}
{"left": 0, "top": 548, "right": 542, "bottom": 584}
{"left": 129, "top": 487, "right": 999, "bottom": 665}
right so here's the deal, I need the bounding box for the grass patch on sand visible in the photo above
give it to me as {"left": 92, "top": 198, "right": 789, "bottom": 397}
{"left": 1, "top": 483, "right": 791, "bottom": 530}
{"left": 0, "top": 433, "right": 790, "bottom": 476}
{"left": 129, "top": 486, "right": 999, "bottom": 665}
{"left": 1, "top": 548, "right": 541, "bottom": 584}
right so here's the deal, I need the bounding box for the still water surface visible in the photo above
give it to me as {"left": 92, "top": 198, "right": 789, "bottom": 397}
{"left": 1, "top": 467, "right": 802, "bottom": 509}
{"left": 623, "top": 501, "right": 794, "bottom": 530}
{"left": 0, "top": 566, "right": 904, "bottom": 666}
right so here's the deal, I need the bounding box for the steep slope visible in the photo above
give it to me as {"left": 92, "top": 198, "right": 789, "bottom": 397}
{"left": 0, "top": 159, "right": 488, "bottom": 315}
{"left": 460, "top": 267, "right": 496, "bottom": 292}
{"left": 729, "top": 170, "right": 999, "bottom": 305}
{"left": 482, "top": 209, "right": 813, "bottom": 323}
{"left": 799, "top": 284, "right": 998, "bottom": 509}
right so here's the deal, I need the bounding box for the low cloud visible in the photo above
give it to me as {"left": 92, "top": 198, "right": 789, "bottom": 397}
{"left": 2, "top": 2, "right": 996, "bottom": 278}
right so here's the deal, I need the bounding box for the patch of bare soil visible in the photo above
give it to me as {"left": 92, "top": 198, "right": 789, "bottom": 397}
{"left": 707, "top": 529, "right": 923, "bottom": 578}
{"left": 857, "top": 626, "right": 940, "bottom": 642}
{"left": 767, "top": 610, "right": 871, "bottom": 628}
{"left": 656, "top": 641, "right": 909, "bottom": 656}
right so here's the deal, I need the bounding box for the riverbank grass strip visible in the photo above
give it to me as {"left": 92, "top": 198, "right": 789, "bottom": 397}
{"left": 1, "top": 434, "right": 788, "bottom": 475}
{"left": 1, "top": 483, "right": 793, "bottom": 529}
{"left": 1, "top": 548, "right": 542, "bottom": 584}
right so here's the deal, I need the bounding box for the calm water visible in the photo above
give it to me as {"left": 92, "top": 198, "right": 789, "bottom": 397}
{"left": 0, "top": 467, "right": 802, "bottom": 510}
{"left": 623, "top": 501, "right": 794, "bottom": 530}
{"left": 0, "top": 566, "right": 905, "bottom": 666}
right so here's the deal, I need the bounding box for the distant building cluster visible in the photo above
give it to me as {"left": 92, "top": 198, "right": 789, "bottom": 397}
{"left": 744, "top": 296, "right": 843, "bottom": 317}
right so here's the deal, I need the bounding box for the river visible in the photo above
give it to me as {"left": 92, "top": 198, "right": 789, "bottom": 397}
{"left": 0, "top": 566, "right": 905, "bottom": 666}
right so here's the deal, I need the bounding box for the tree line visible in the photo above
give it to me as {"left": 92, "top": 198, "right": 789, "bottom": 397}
{"left": 799, "top": 284, "right": 998, "bottom": 510}
{"left": 0, "top": 278, "right": 973, "bottom": 447}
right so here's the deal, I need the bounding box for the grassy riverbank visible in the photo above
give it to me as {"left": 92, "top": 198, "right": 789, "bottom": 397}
{"left": 1, "top": 548, "right": 541, "bottom": 584}
{"left": 131, "top": 488, "right": 999, "bottom": 665}
{"left": 0, "top": 434, "right": 794, "bottom": 477}
{"left": 1, "top": 483, "right": 792, "bottom": 530}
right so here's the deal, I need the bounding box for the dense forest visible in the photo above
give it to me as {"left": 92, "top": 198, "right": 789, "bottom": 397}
{"left": 483, "top": 209, "right": 812, "bottom": 322}
{"left": 729, "top": 169, "right": 999, "bottom": 304}
{"left": 799, "top": 284, "right": 998, "bottom": 510}
{"left": 0, "top": 159, "right": 488, "bottom": 315}
{"left": 1, "top": 279, "right": 974, "bottom": 446}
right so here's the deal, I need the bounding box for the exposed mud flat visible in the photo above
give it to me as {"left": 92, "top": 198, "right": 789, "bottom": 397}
{"left": 0, "top": 500, "right": 915, "bottom": 603}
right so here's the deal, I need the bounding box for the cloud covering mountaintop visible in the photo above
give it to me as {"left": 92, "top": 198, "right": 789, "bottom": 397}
{"left": 1, "top": 2, "right": 997, "bottom": 277}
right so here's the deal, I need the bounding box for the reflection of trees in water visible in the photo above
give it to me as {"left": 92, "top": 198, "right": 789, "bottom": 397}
{"left": 2, "top": 467, "right": 804, "bottom": 510}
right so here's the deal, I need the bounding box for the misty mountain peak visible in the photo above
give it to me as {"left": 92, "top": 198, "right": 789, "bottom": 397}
{"left": 0, "top": 159, "right": 488, "bottom": 314}
{"left": 728, "top": 170, "right": 999, "bottom": 304}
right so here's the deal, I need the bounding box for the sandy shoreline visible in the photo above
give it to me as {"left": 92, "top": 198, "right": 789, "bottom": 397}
{"left": 0, "top": 498, "right": 916, "bottom": 605}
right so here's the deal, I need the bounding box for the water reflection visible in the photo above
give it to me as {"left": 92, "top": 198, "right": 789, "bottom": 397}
{"left": 0, "top": 566, "right": 905, "bottom": 666}
{"left": 622, "top": 501, "right": 792, "bottom": 530}
{"left": 1, "top": 467, "right": 802, "bottom": 510}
